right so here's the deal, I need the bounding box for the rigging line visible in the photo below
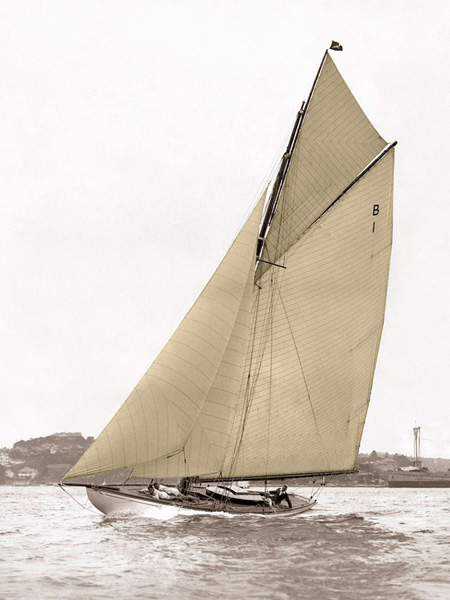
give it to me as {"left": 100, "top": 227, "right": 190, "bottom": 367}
{"left": 310, "top": 477, "right": 326, "bottom": 501}
{"left": 241, "top": 126, "right": 293, "bottom": 239}
{"left": 149, "top": 384, "right": 160, "bottom": 471}
{"left": 277, "top": 291, "right": 331, "bottom": 471}
{"left": 265, "top": 276, "right": 275, "bottom": 480}
{"left": 182, "top": 447, "right": 191, "bottom": 479}
{"left": 171, "top": 284, "right": 262, "bottom": 465}
{"left": 227, "top": 257, "right": 287, "bottom": 478}
{"left": 123, "top": 467, "right": 136, "bottom": 487}
{"left": 227, "top": 355, "right": 265, "bottom": 478}
{"left": 260, "top": 264, "right": 289, "bottom": 476}
{"left": 218, "top": 276, "right": 265, "bottom": 477}
{"left": 258, "top": 259, "right": 286, "bottom": 269}
{"left": 229, "top": 270, "right": 286, "bottom": 476}
{"left": 135, "top": 385, "right": 151, "bottom": 473}
{"left": 230, "top": 267, "right": 283, "bottom": 476}
{"left": 255, "top": 129, "right": 292, "bottom": 203}
{"left": 229, "top": 279, "right": 276, "bottom": 473}
{"left": 228, "top": 285, "right": 270, "bottom": 474}
{"left": 227, "top": 375, "right": 253, "bottom": 478}
{"left": 59, "top": 484, "right": 99, "bottom": 515}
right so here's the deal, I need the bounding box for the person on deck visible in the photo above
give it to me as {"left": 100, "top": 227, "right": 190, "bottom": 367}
{"left": 152, "top": 482, "right": 170, "bottom": 499}
{"left": 158, "top": 483, "right": 183, "bottom": 497}
{"left": 145, "top": 483, "right": 159, "bottom": 498}
{"left": 179, "top": 477, "right": 192, "bottom": 496}
{"left": 177, "top": 478, "right": 201, "bottom": 503}
{"left": 262, "top": 492, "right": 275, "bottom": 512}
{"left": 270, "top": 485, "right": 292, "bottom": 509}
{"left": 144, "top": 483, "right": 170, "bottom": 500}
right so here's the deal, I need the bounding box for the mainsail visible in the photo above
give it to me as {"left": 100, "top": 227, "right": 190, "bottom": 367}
{"left": 65, "top": 51, "right": 395, "bottom": 483}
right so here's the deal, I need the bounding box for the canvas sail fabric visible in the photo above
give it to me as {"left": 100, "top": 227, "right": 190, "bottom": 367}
{"left": 65, "top": 52, "right": 395, "bottom": 483}
{"left": 64, "top": 193, "right": 266, "bottom": 480}
{"left": 223, "top": 149, "right": 395, "bottom": 479}
{"left": 131, "top": 261, "right": 258, "bottom": 479}
{"left": 257, "top": 52, "right": 387, "bottom": 281}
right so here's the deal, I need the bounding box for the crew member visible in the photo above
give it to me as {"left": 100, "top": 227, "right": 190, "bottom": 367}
{"left": 270, "top": 484, "right": 292, "bottom": 508}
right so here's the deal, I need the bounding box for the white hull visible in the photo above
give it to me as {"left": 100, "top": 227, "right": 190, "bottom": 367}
{"left": 86, "top": 486, "right": 316, "bottom": 518}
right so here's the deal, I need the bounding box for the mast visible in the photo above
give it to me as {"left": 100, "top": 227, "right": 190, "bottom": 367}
{"left": 256, "top": 104, "right": 303, "bottom": 259}
{"left": 256, "top": 49, "right": 329, "bottom": 260}
{"left": 413, "top": 425, "right": 422, "bottom": 468}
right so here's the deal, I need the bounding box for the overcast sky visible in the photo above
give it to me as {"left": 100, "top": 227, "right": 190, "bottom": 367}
{"left": 1, "top": 0, "right": 449, "bottom": 460}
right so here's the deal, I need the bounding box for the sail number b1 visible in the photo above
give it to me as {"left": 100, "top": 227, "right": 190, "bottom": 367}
{"left": 372, "top": 204, "right": 379, "bottom": 233}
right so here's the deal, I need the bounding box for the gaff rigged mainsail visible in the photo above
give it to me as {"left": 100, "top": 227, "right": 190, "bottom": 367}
{"left": 64, "top": 50, "right": 395, "bottom": 483}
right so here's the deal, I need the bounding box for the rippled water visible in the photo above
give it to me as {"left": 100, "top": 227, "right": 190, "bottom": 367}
{"left": 1, "top": 485, "right": 449, "bottom": 599}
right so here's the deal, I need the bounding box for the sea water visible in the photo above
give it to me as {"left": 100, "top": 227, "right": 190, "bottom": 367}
{"left": 1, "top": 485, "right": 449, "bottom": 599}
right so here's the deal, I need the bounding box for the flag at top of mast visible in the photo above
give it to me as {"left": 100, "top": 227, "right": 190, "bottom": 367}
{"left": 330, "top": 40, "right": 343, "bottom": 51}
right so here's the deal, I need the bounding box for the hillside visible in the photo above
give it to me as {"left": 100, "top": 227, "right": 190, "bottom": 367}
{"left": 1, "top": 436, "right": 449, "bottom": 485}
{"left": 0, "top": 432, "right": 94, "bottom": 484}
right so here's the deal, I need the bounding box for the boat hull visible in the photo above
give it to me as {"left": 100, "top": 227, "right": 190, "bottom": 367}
{"left": 388, "top": 479, "right": 450, "bottom": 488}
{"left": 387, "top": 472, "right": 450, "bottom": 488}
{"left": 86, "top": 486, "right": 316, "bottom": 517}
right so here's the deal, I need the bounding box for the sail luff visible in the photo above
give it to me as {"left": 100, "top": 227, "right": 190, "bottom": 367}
{"left": 257, "top": 51, "right": 330, "bottom": 259}
{"left": 256, "top": 105, "right": 304, "bottom": 258}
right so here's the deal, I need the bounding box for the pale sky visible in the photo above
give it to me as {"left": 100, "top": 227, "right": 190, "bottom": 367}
{"left": 1, "top": 0, "right": 449, "bottom": 460}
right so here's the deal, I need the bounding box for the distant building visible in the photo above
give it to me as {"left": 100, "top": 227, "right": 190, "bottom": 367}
{"left": 393, "top": 454, "right": 413, "bottom": 468}
{"left": 0, "top": 453, "right": 10, "bottom": 466}
{"left": 375, "top": 458, "right": 397, "bottom": 472}
{"left": 17, "top": 467, "right": 38, "bottom": 481}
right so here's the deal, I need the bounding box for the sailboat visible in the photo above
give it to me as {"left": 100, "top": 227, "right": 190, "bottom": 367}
{"left": 62, "top": 44, "right": 396, "bottom": 517}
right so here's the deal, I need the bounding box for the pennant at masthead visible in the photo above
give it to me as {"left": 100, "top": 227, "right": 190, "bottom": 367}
{"left": 330, "top": 40, "right": 343, "bottom": 51}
